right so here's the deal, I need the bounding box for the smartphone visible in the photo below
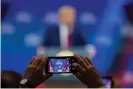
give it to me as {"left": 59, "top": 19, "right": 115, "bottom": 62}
{"left": 45, "top": 56, "right": 75, "bottom": 74}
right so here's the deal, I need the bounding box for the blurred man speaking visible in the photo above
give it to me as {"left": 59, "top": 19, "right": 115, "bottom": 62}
{"left": 42, "top": 6, "right": 86, "bottom": 48}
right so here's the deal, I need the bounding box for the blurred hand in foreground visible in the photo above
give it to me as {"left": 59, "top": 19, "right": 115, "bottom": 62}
{"left": 20, "top": 55, "right": 52, "bottom": 88}
{"left": 73, "top": 54, "right": 105, "bottom": 88}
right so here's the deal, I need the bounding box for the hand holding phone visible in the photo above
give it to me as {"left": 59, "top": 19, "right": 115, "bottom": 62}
{"left": 20, "top": 55, "right": 52, "bottom": 88}
{"left": 72, "top": 54, "right": 105, "bottom": 88}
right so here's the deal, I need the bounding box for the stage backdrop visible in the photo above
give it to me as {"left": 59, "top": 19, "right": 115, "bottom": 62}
{"left": 1, "top": 0, "right": 132, "bottom": 77}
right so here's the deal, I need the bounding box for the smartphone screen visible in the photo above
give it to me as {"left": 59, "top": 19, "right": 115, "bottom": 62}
{"left": 45, "top": 56, "right": 75, "bottom": 73}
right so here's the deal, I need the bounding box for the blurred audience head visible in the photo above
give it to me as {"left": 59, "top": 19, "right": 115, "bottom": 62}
{"left": 1, "top": 70, "right": 22, "bottom": 88}
{"left": 58, "top": 5, "right": 76, "bottom": 27}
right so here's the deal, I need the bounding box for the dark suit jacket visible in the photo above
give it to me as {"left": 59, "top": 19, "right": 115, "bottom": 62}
{"left": 42, "top": 25, "right": 86, "bottom": 47}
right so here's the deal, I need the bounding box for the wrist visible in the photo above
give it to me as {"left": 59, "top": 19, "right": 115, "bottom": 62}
{"left": 87, "top": 79, "right": 105, "bottom": 88}
{"left": 87, "top": 84, "right": 105, "bottom": 88}
{"left": 19, "top": 78, "right": 35, "bottom": 88}
{"left": 99, "top": 86, "right": 107, "bottom": 88}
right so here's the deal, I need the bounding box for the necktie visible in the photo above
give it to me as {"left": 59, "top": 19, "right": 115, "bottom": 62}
{"left": 68, "top": 33, "right": 72, "bottom": 47}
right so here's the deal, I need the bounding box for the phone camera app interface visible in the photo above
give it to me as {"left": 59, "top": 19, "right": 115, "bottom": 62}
{"left": 48, "top": 58, "right": 71, "bottom": 73}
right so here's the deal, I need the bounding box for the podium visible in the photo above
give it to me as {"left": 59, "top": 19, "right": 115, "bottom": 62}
{"left": 40, "top": 47, "right": 89, "bottom": 56}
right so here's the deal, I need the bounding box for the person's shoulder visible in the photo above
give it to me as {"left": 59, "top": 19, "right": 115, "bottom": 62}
{"left": 45, "top": 24, "right": 59, "bottom": 35}
{"left": 47, "top": 24, "right": 59, "bottom": 30}
{"left": 74, "top": 24, "right": 82, "bottom": 30}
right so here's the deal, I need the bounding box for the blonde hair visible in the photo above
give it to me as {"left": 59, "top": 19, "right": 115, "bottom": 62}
{"left": 58, "top": 5, "right": 76, "bottom": 15}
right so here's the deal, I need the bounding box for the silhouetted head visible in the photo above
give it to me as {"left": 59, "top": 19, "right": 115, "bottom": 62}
{"left": 1, "top": 70, "right": 22, "bottom": 88}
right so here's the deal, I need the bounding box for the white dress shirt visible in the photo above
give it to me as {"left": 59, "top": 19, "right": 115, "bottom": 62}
{"left": 59, "top": 24, "right": 70, "bottom": 49}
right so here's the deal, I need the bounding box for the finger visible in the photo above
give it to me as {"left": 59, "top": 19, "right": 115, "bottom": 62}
{"left": 28, "top": 60, "right": 36, "bottom": 68}
{"left": 80, "top": 56, "right": 89, "bottom": 66}
{"left": 88, "top": 65, "right": 99, "bottom": 74}
{"left": 29, "top": 56, "right": 40, "bottom": 68}
{"left": 32, "top": 56, "right": 42, "bottom": 68}
{"left": 28, "top": 56, "right": 36, "bottom": 67}
{"left": 39, "top": 54, "right": 48, "bottom": 65}
{"left": 87, "top": 65, "right": 101, "bottom": 78}
{"left": 40, "top": 55, "right": 48, "bottom": 68}
{"left": 29, "top": 56, "right": 36, "bottom": 64}
{"left": 73, "top": 72, "right": 83, "bottom": 82}
{"left": 37, "top": 55, "right": 48, "bottom": 71}
{"left": 25, "top": 57, "right": 36, "bottom": 74}
{"left": 85, "top": 56, "right": 93, "bottom": 65}
{"left": 72, "top": 63, "right": 85, "bottom": 74}
{"left": 74, "top": 54, "right": 88, "bottom": 69}
{"left": 37, "top": 60, "right": 45, "bottom": 71}
{"left": 88, "top": 65, "right": 94, "bottom": 69}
